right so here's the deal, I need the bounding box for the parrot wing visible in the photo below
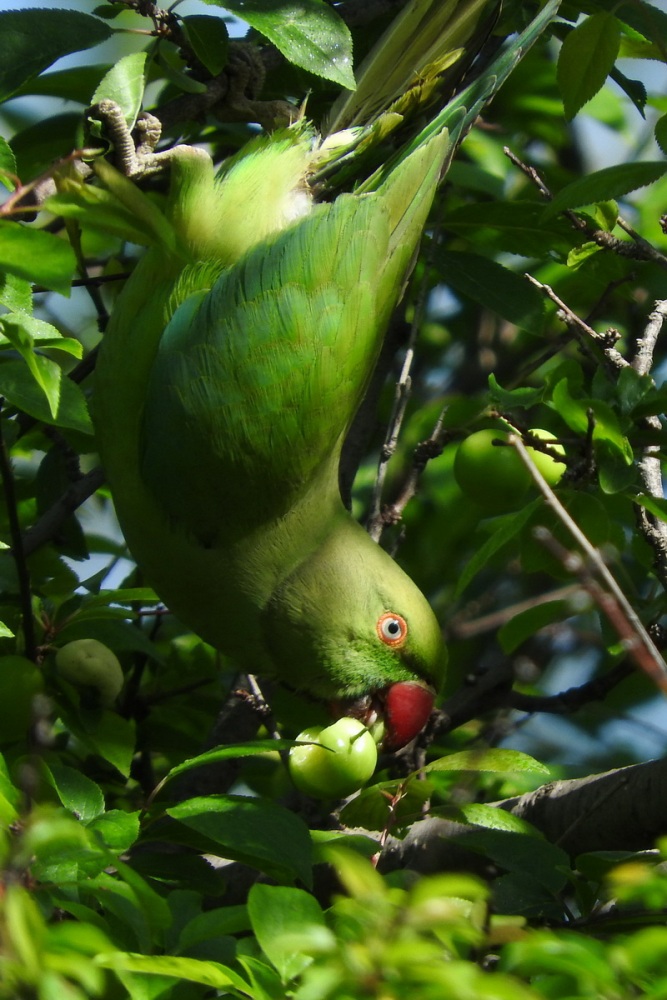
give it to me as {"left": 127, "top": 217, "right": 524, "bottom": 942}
{"left": 139, "top": 132, "right": 448, "bottom": 542}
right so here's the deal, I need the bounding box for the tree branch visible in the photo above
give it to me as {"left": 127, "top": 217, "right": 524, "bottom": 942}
{"left": 21, "top": 467, "right": 105, "bottom": 558}
{"left": 379, "top": 757, "right": 667, "bottom": 875}
{"left": 504, "top": 147, "right": 667, "bottom": 271}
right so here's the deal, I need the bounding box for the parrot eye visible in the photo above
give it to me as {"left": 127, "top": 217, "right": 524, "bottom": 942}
{"left": 376, "top": 612, "right": 408, "bottom": 647}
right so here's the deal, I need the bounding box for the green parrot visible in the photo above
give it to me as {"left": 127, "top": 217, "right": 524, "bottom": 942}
{"left": 57, "top": 0, "right": 559, "bottom": 748}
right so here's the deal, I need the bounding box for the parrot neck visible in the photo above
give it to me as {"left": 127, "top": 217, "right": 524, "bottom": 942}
{"left": 237, "top": 453, "right": 349, "bottom": 605}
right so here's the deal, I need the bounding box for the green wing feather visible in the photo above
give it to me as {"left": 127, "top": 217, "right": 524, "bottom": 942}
{"left": 140, "top": 131, "right": 446, "bottom": 539}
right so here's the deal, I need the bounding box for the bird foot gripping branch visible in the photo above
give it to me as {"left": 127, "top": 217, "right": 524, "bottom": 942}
{"left": 51, "top": 1, "right": 560, "bottom": 758}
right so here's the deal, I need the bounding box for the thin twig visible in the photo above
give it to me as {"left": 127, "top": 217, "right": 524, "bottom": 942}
{"left": 630, "top": 300, "right": 667, "bottom": 585}
{"left": 509, "top": 433, "right": 667, "bottom": 691}
{"left": 525, "top": 274, "right": 628, "bottom": 372}
{"left": 366, "top": 260, "right": 438, "bottom": 542}
{"left": 381, "top": 408, "right": 451, "bottom": 531}
{"left": 367, "top": 212, "right": 445, "bottom": 542}
{"left": 245, "top": 673, "right": 282, "bottom": 742}
{"left": 449, "top": 583, "right": 585, "bottom": 640}
{"left": 0, "top": 149, "right": 93, "bottom": 219}
{"left": 33, "top": 272, "right": 128, "bottom": 294}
{"left": 432, "top": 653, "right": 633, "bottom": 739}
{"left": 504, "top": 147, "right": 667, "bottom": 270}
{"left": 508, "top": 658, "right": 634, "bottom": 715}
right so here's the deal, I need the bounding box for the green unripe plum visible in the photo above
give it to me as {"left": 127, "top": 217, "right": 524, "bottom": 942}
{"left": 55, "top": 639, "right": 124, "bottom": 707}
{"left": 289, "top": 717, "right": 378, "bottom": 799}
{"left": 526, "top": 428, "right": 566, "bottom": 486}
{"left": 454, "top": 429, "right": 531, "bottom": 511}
{"left": 454, "top": 427, "right": 566, "bottom": 511}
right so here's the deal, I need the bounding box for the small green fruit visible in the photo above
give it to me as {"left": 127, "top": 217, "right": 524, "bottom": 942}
{"left": 454, "top": 429, "right": 531, "bottom": 511}
{"left": 289, "top": 717, "right": 378, "bottom": 798}
{"left": 526, "top": 428, "right": 566, "bottom": 486}
{"left": 55, "top": 639, "right": 123, "bottom": 707}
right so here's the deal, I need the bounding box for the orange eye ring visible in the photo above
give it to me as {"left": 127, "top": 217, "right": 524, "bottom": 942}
{"left": 376, "top": 612, "right": 408, "bottom": 648}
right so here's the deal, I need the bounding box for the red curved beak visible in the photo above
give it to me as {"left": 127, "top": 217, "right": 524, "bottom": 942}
{"left": 381, "top": 681, "right": 435, "bottom": 750}
{"left": 332, "top": 680, "right": 436, "bottom": 751}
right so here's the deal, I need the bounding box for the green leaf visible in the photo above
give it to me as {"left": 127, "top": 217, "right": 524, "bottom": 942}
{"left": 0, "top": 359, "right": 92, "bottom": 434}
{"left": 11, "top": 65, "right": 109, "bottom": 102}
{"left": 557, "top": 14, "right": 620, "bottom": 120}
{"left": 87, "top": 809, "right": 141, "bottom": 853}
{"left": 8, "top": 112, "right": 80, "bottom": 183}
{"left": 0, "top": 656, "right": 44, "bottom": 746}
{"left": 339, "top": 778, "right": 434, "bottom": 833}
{"left": 567, "top": 241, "right": 602, "bottom": 269}
{"left": 591, "top": 200, "right": 619, "bottom": 231}
{"left": 435, "top": 250, "right": 545, "bottom": 331}
{"left": 456, "top": 803, "right": 545, "bottom": 837}
{"left": 656, "top": 113, "right": 667, "bottom": 155}
{"left": 183, "top": 15, "right": 229, "bottom": 77}
{"left": 596, "top": 438, "right": 637, "bottom": 494}
{"left": 443, "top": 200, "right": 577, "bottom": 258}
{"left": 0, "top": 137, "right": 16, "bottom": 191}
{"left": 488, "top": 374, "right": 545, "bottom": 410}
{"left": 0, "top": 313, "right": 83, "bottom": 418}
{"left": 55, "top": 618, "right": 163, "bottom": 662}
{"left": 609, "top": 66, "right": 646, "bottom": 117}
{"left": 156, "top": 43, "right": 208, "bottom": 95}
{"left": 96, "top": 952, "right": 252, "bottom": 993}
{"left": 631, "top": 493, "right": 667, "bottom": 524}
{"left": 0, "top": 314, "right": 82, "bottom": 357}
{"left": 43, "top": 763, "right": 105, "bottom": 824}
{"left": 48, "top": 159, "right": 177, "bottom": 252}
{"left": 161, "top": 739, "right": 299, "bottom": 786}
{"left": 168, "top": 795, "right": 313, "bottom": 886}
{"left": 248, "top": 884, "right": 326, "bottom": 982}
{"left": 631, "top": 384, "right": 667, "bottom": 419}
{"left": 455, "top": 501, "right": 542, "bottom": 597}
{"left": 454, "top": 829, "right": 569, "bottom": 894}
{"left": 424, "top": 749, "right": 549, "bottom": 776}
{"left": 597, "top": 0, "right": 667, "bottom": 52}
{"left": 237, "top": 954, "right": 284, "bottom": 1000}
{"left": 0, "top": 9, "right": 113, "bottom": 102}
{"left": 0, "top": 222, "right": 76, "bottom": 294}
{"left": 91, "top": 51, "right": 147, "bottom": 129}
{"left": 177, "top": 906, "right": 251, "bottom": 952}
{"left": 319, "top": 843, "right": 387, "bottom": 899}
{"left": 76, "top": 711, "right": 136, "bottom": 777}
{"left": 498, "top": 600, "right": 572, "bottom": 654}
{"left": 552, "top": 379, "right": 633, "bottom": 465}
{"left": 543, "top": 161, "right": 667, "bottom": 218}
{"left": 208, "top": 0, "right": 355, "bottom": 90}
{"left": 616, "top": 365, "right": 654, "bottom": 415}
{"left": 0, "top": 274, "right": 31, "bottom": 313}
{"left": 0, "top": 755, "right": 20, "bottom": 824}
{"left": 82, "top": 587, "right": 160, "bottom": 608}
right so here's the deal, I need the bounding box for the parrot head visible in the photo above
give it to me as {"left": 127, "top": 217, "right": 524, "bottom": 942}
{"left": 262, "top": 515, "right": 446, "bottom": 749}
